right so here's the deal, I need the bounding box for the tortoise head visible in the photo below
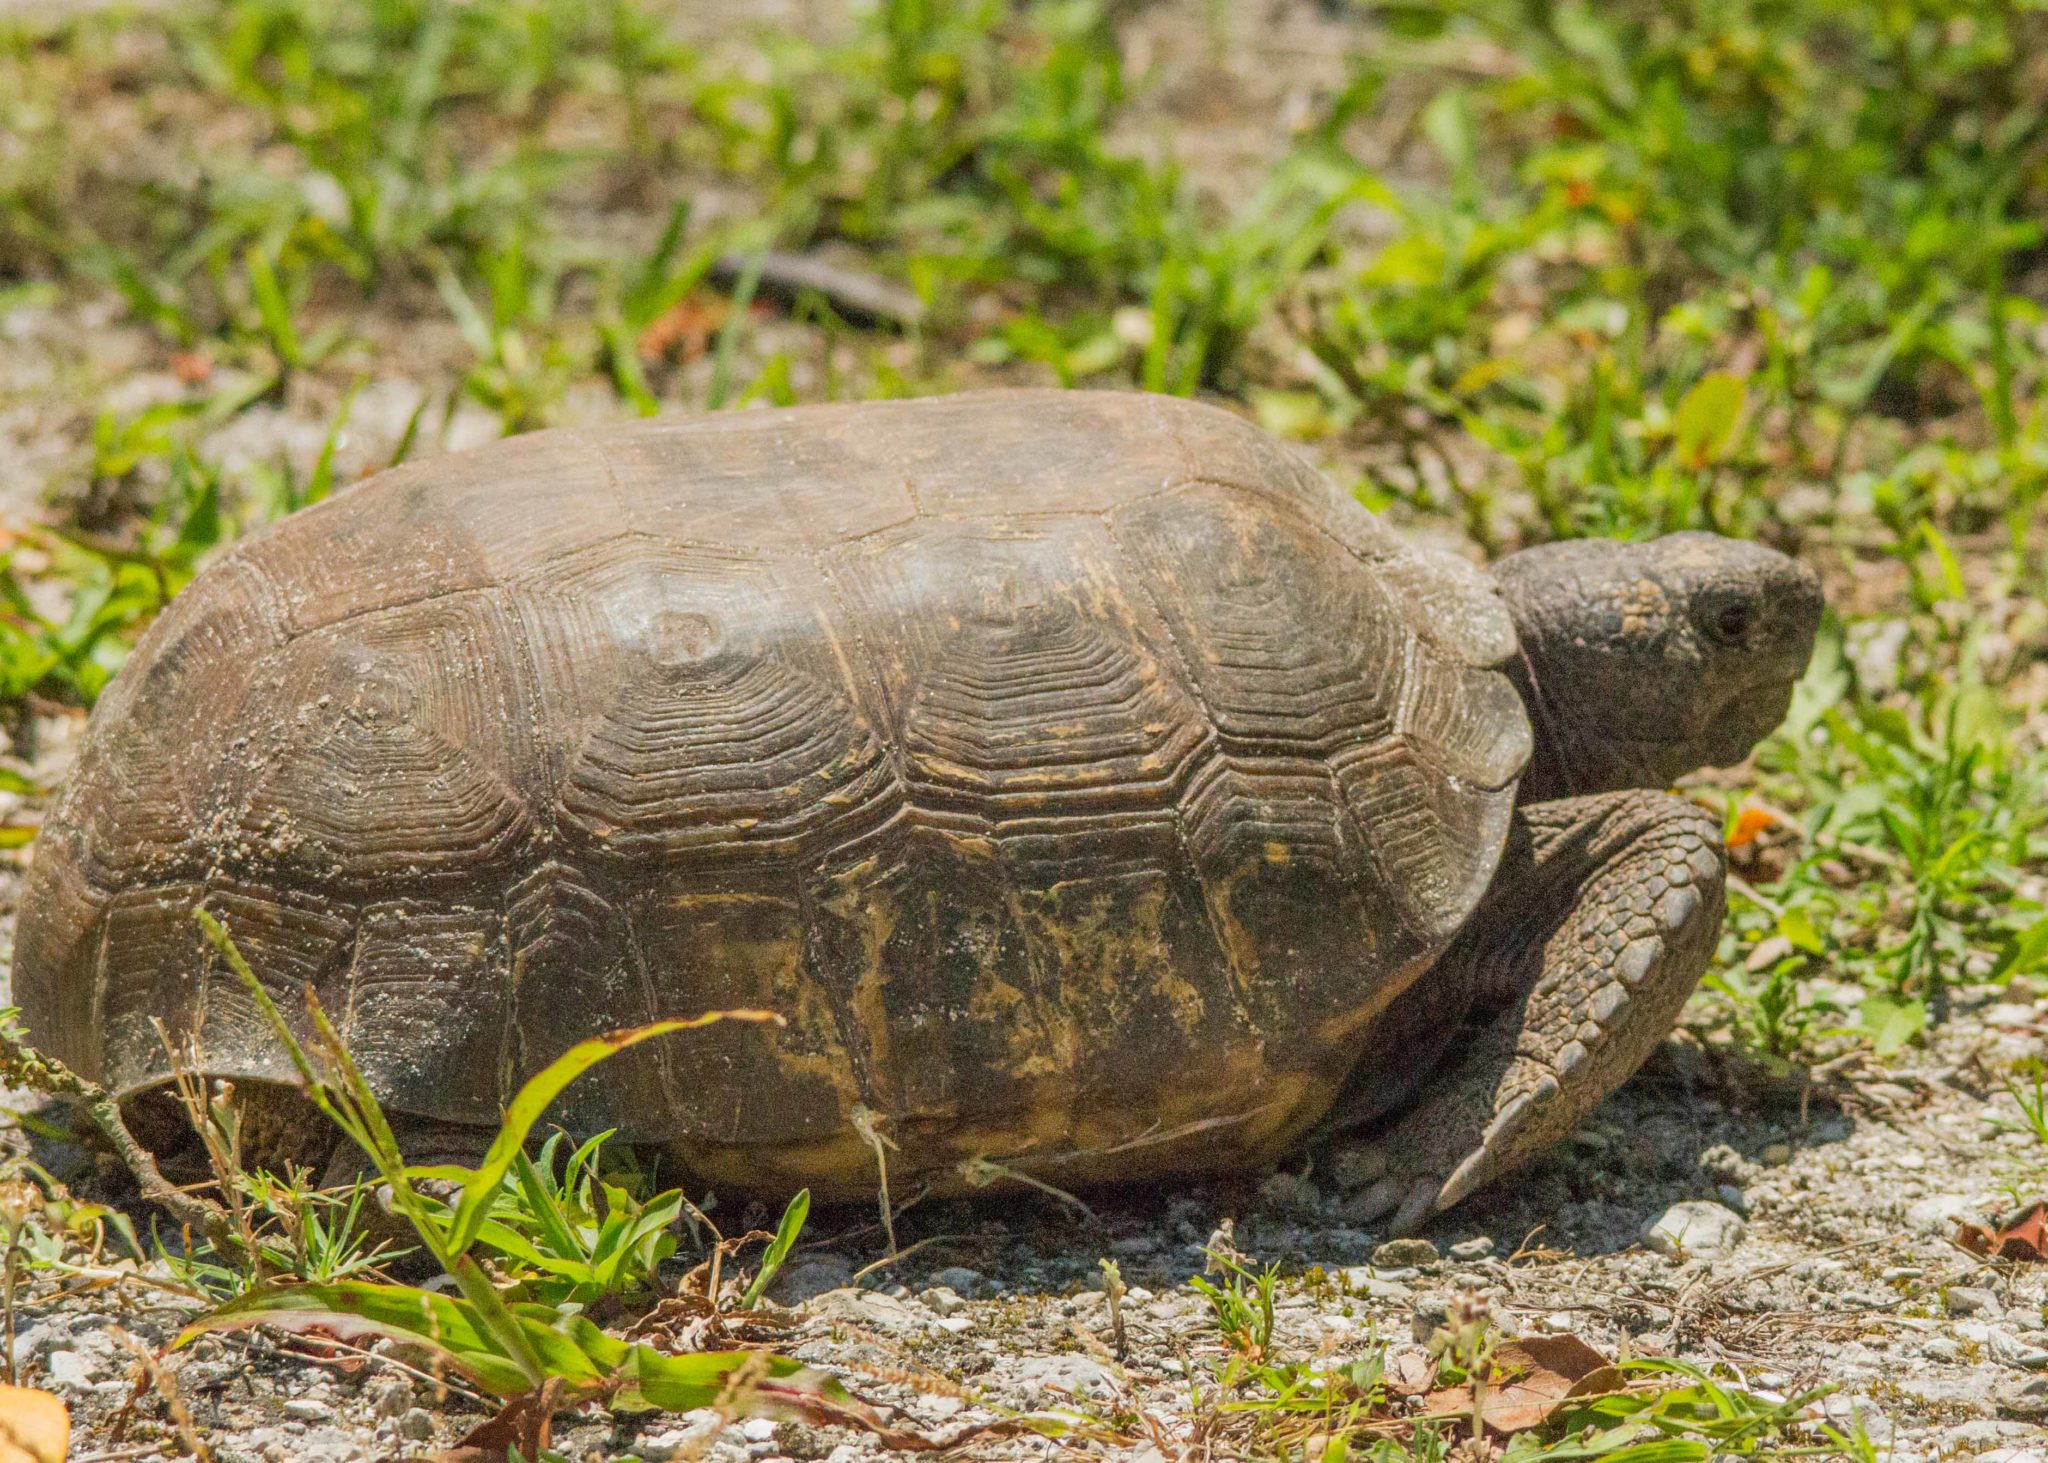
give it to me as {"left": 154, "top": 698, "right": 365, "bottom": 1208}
{"left": 1492, "top": 531, "right": 1823, "bottom": 801}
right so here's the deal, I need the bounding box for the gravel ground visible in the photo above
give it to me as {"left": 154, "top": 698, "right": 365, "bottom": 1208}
{"left": 1, "top": 3, "right": 2045, "bottom": 1459}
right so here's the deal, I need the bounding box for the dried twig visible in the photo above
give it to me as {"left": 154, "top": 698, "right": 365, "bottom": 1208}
{"left": 0, "top": 1019, "right": 244, "bottom": 1259}
{"left": 709, "top": 251, "right": 926, "bottom": 329}
{"left": 113, "top": 1326, "right": 215, "bottom": 1463}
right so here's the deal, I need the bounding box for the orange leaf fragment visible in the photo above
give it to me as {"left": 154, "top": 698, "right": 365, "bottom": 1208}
{"left": 1955, "top": 1200, "right": 2046, "bottom": 1262}
{"left": 1727, "top": 805, "right": 1781, "bottom": 848}
{"left": 0, "top": 1384, "right": 69, "bottom": 1463}
{"left": 637, "top": 293, "right": 730, "bottom": 364}
{"left": 1421, "top": 1335, "right": 1623, "bottom": 1436}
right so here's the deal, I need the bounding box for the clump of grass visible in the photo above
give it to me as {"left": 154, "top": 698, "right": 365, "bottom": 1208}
{"left": 1132, "top": 1246, "right": 1856, "bottom": 1460}
{"left": 177, "top": 906, "right": 825, "bottom": 1416}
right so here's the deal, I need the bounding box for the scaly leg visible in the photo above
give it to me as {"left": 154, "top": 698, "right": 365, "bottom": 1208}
{"left": 1334, "top": 790, "right": 1726, "bottom": 1235}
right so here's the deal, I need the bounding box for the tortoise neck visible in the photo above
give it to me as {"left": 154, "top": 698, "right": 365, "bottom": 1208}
{"left": 1504, "top": 647, "right": 1575, "bottom": 804}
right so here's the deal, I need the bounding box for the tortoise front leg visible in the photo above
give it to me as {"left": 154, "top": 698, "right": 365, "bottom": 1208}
{"left": 1334, "top": 790, "right": 1726, "bottom": 1235}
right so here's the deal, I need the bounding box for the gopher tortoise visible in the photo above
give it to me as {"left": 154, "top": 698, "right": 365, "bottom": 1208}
{"left": 15, "top": 391, "right": 1820, "bottom": 1231}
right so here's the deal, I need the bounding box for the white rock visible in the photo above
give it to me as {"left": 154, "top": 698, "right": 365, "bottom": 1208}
{"left": 1904, "top": 1194, "right": 1977, "bottom": 1235}
{"left": 638, "top": 1424, "right": 714, "bottom": 1462}
{"left": 1011, "top": 1353, "right": 1112, "bottom": 1399}
{"left": 918, "top": 1285, "right": 966, "bottom": 1316}
{"left": 283, "top": 1398, "right": 333, "bottom": 1422}
{"left": 43, "top": 1350, "right": 94, "bottom": 1389}
{"left": 740, "top": 1418, "right": 777, "bottom": 1443}
{"left": 1643, "top": 1201, "right": 1746, "bottom": 1259}
{"left": 370, "top": 1376, "right": 412, "bottom": 1418}
{"left": 805, "top": 1288, "right": 930, "bottom": 1336}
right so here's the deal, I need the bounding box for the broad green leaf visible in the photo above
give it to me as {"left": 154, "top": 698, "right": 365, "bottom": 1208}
{"left": 174, "top": 1281, "right": 534, "bottom": 1397}
{"left": 1776, "top": 907, "right": 1826, "bottom": 956}
{"left": 743, "top": 1189, "right": 811, "bottom": 1309}
{"left": 1859, "top": 993, "right": 1927, "bottom": 1059}
{"left": 1673, "top": 373, "right": 1747, "bottom": 468}
{"left": 1591, "top": 1443, "right": 1710, "bottom": 1463}
{"left": 1993, "top": 916, "right": 2048, "bottom": 979}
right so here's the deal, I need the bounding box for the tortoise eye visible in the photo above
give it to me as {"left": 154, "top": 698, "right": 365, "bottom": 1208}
{"left": 1700, "top": 594, "right": 1755, "bottom": 647}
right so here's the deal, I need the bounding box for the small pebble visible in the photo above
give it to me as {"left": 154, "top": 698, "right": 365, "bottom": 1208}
{"left": 1643, "top": 1201, "right": 1746, "bottom": 1259}
{"left": 1904, "top": 1193, "right": 1977, "bottom": 1235}
{"left": 1372, "top": 1238, "right": 1438, "bottom": 1268}
{"left": 918, "top": 1285, "right": 966, "bottom": 1316}
{"left": 1759, "top": 1142, "right": 1793, "bottom": 1167}
{"left": 370, "top": 1375, "right": 412, "bottom": 1418}
{"left": 281, "top": 1399, "right": 332, "bottom": 1422}
{"left": 1337, "top": 1267, "right": 1412, "bottom": 1302}
{"left": 1448, "top": 1237, "right": 1493, "bottom": 1261}
{"left": 769, "top": 1254, "right": 856, "bottom": 1305}
{"left": 43, "top": 1351, "right": 93, "bottom": 1390}
{"left": 1946, "top": 1285, "right": 2001, "bottom": 1318}
{"left": 399, "top": 1408, "right": 436, "bottom": 1442}
{"left": 1997, "top": 1374, "right": 2048, "bottom": 1421}
{"left": 931, "top": 1266, "right": 985, "bottom": 1297}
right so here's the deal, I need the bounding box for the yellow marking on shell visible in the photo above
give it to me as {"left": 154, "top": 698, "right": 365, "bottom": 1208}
{"left": 679, "top": 1042, "right": 1340, "bottom": 1203}
{"left": 1262, "top": 841, "right": 1290, "bottom": 866}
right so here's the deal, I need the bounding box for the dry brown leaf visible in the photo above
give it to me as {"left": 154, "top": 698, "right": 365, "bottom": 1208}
{"left": 0, "top": 1385, "right": 69, "bottom": 1463}
{"left": 432, "top": 1378, "right": 562, "bottom": 1463}
{"left": 1955, "top": 1200, "right": 2047, "bottom": 1262}
{"left": 1421, "top": 1335, "right": 1622, "bottom": 1436}
{"left": 637, "top": 293, "right": 730, "bottom": 364}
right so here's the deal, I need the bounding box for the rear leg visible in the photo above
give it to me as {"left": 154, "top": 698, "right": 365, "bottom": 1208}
{"left": 1333, "top": 790, "right": 1726, "bottom": 1235}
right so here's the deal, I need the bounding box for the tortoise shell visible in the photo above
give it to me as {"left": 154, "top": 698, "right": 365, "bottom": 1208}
{"left": 15, "top": 391, "right": 1530, "bottom": 1195}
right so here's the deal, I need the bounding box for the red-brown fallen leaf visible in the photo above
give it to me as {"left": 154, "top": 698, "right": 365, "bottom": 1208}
{"left": 1726, "top": 805, "right": 1781, "bottom": 848}
{"left": 637, "top": 292, "right": 730, "bottom": 364}
{"left": 1955, "top": 1201, "right": 2047, "bottom": 1262}
{"left": 1421, "top": 1335, "right": 1625, "bottom": 1436}
{"left": 433, "top": 1379, "right": 563, "bottom": 1463}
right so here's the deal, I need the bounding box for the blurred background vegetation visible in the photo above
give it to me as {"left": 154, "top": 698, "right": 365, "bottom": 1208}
{"left": 0, "top": 0, "right": 2043, "bottom": 1073}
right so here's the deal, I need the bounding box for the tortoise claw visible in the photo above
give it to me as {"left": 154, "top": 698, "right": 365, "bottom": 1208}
{"left": 1387, "top": 1177, "right": 1443, "bottom": 1238}
{"left": 1350, "top": 1176, "right": 1405, "bottom": 1223}
{"left": 1340, "top": 1166, "right": 1446, "bottom": 1237}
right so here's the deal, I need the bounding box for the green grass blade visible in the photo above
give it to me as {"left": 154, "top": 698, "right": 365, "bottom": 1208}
{"left": 742, "top": 1188, "right": 810, "bottom": 1309}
